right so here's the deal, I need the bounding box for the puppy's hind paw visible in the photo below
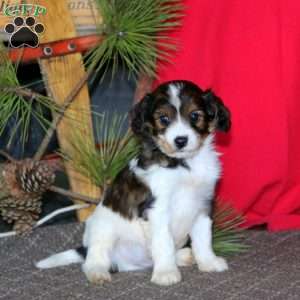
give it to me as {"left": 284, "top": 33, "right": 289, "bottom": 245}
{"left": 176, "top": 247, "right": 195, "bottom": 267}
{"left": 198, "top": 256, "right": 228, "bottom": 272}
{"left": 83, "top": 264, "right": 111, "bottom": 285}
{"left": 151, "top": 268, "right": 182, "bottom": 286}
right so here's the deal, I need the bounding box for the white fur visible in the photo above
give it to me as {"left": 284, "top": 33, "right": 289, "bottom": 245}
{"left": 161, "top": 116, "right": 201, "bottom": 158}
{"left": 36, "top": 133, "right": 227, "bottom": 285}
{"left": 176, "top": 247, "right": 195, "bottom": 267}
{"left": 133, "top": 134, "right": 226, "bottom": 284}
{"left": 82, "top": 205, "right": 152, "bottom": 282}
{"left": 36, "top": 249, "right": 83, "bottom": 269}
{"left": 168, "top": 84, "right": 181, "bottom": 110}
{"left": 190, "top": 214, "right": 228, "bottom": 272}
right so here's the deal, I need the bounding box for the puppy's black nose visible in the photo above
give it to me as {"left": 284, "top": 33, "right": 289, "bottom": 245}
{"left": 174, "top": 136, "right": 188, "bottom": 149}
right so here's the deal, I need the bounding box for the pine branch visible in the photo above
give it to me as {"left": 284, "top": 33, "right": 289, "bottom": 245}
{"left": 0, "top": 149, "right": 98, "bottom": 205}
{"left": 0, "top": 150, "right": 16, "bottom": 162}
{"left": 63, "top": 113, "right": 140, "bottom": 188}
{"left": 213, "top": 201, "right": 248, "bottom": 256}
{"left": 33, "top": 71, "right": 92, "bottom": 161}
{"left": 87, "top": 0, "right": 183, "bottom": 80}
{"left": 0, "top": 86, "right": 45, "bottom": 101}
{"left": 48, "top": 185, "right": 99, "bottom": 205}
{"left": 1, "top": 45, "right": 61, "bottom": 147}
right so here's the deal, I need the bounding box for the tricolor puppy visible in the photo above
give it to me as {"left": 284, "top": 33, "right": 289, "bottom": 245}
{"left": 36, "top": 80, "right": 231, "bottom": 286}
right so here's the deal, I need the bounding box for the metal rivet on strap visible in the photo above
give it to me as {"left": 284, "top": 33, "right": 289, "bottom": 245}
{"left": 43, "top": 46, "right": 53, "bottom": 56}
{"left": 68, "top": 43, "right": 76, "bottom": 51}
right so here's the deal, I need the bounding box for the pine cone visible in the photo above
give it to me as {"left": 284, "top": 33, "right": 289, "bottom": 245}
{"left": 0, "top": 159, "right": 56, "bottom": 234}
{"left": 2, "top": 162, "right": 25, "bottom": 199}
{"left": 0, "top": 195, "right": 42, "bottom": 227}
{"left": 13, "top": 213, "right": 37, "bottom": 235}
{"left": 16, "top": 159, "right": 56, "bottom": 194}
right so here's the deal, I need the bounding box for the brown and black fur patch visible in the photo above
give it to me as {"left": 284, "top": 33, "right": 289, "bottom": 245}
{"left": 137, "top": 146, "right": 189, "bottom": 170}
{"left": 102, "top": 166, "right": 153, "bottom": 219}
{"left": 181, "top": 100, "right": 208, "bottom": 134}
{"left": 130, "top": 80, "right": 231, "bottom": 143}
{"left": 102, "top": 152, "right": 189, "bottom": 220}
{"left": 153, "top": 104, "right": 177, "bottom": 132}
{"left": 178, "top": 81, "right": 231, "bottom": 134}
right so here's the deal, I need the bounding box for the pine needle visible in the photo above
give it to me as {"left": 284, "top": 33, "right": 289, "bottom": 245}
{"left": 213, "top": 201, "right": 248, "bottom": 256}
{"left": 0, "top": 43, "right": 60, "bottom": 148}
{"left": 86, "top": 0, "right": 184, "bottom": 80}
{"left": 62, "top": 113, "right": 140, "bottom": 188}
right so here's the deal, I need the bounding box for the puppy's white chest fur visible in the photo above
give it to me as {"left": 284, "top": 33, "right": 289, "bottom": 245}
{"left": 132, "top": 135, "right": 220, "bottom": 248}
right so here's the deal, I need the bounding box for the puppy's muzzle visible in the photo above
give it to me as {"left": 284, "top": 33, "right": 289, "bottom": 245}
{"left": 174, "top": 136, "right": 188, "bottom": 149}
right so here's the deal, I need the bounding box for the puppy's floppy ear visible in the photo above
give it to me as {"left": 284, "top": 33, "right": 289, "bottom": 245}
{"left": 129, "top": 93, "right": 153, "bottom": 137}
{"left": 202, "top": 90, "right": 231, "bottom": 132}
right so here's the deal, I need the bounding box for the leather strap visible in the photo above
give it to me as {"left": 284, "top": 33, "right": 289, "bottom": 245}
{"left": 8, "top": 35, "right": 103, "bottom": 63}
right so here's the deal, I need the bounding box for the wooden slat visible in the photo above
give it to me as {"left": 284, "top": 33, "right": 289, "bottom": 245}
{"left": 0, "top": 0, "right": 101, "bottom": 40}
{"left": 0, "top": 1, "right": 21, "bottom": 40}
{"left": 0, "top": 15, "right": 12, "bottom": 28}
{"left": 68, "top": 0, "right": 101, "bottom": 35}
{"left": 33, "top": 0, "right": 100, "bottom": 221}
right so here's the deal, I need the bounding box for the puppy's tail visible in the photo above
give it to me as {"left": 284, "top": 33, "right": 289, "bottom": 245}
{"left": 35, "top": 246, "right": 87, "bottom": 269}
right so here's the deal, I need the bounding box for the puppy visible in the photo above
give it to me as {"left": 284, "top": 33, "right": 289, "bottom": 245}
{"left": 36, "top": 80, "right": 231, "bottom": 286}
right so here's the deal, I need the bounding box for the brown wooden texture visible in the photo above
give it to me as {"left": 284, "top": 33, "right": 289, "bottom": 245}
{"left": 67, "top": 0, "right": 101, "bottom": 35}
{"left": 0, "top": 0, "right": 101, "bottom": 40}
{"left": 0, "top": 14, "right": 12, "bottom": 29}
{"left": 134, "top": 74, "right": 154, "bottom": 103}
{"left": 0, "top": 0, "right": 21, "bottom": 27}
{"left": 34, "top": 0, "right": 100, "bottom": 221}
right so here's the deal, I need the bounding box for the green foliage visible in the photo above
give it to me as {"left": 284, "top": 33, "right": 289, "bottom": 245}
{"left": 87, "top": 0, "right": 183, "bottom": 79}
{"left": 0, "top": 45, "right": 59, "bottom": 148}
{"left": 213, "top": 202, "right": 248, "bottom": 257}
{"left": 64, "top": 113, "right": 140, "bottom": 188}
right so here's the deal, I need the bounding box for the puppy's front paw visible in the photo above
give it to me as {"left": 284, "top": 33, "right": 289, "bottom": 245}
{"left": 82, "top": 264, "right": 111, "bottom": 284}
{"left": 151, "top": 268, "right": 182, "bottom": 286}
{"left": 198, "top": 256, "right": 228, "bottom": 272}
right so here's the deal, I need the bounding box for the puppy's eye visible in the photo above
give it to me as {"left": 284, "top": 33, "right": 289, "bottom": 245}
{"left": 190, "top": 111, "right": 202, "bottom": 122}
{"left": 159, "top": 115, "right": 170, "bottom": 126}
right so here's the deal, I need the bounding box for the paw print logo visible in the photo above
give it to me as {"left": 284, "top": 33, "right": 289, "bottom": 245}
{"left": 4, "top": 16, "right": 45, "bottom": 48}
